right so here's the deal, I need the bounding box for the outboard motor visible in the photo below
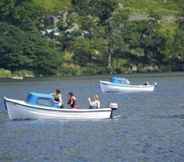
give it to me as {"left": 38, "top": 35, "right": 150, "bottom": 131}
{"left": 154, "top": 82, "right": 158, "bottom": 87}
{"left": 109, "top": 102, "right": 118, "bottom": 119}
{"left": 109, "top": 102, "right": 118, "bottom": 110}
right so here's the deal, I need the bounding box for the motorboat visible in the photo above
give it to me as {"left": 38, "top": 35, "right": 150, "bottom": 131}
{"left": 4, "top": 92, "right": 114, "bottom": 120}
{"left": 100, "top": 76, "right": 156, "bottom": 93}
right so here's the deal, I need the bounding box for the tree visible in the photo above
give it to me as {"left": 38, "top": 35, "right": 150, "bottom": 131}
{"left": 105, "top": 7, "right": 129, "bottom": 72}
{"left": 0, "top": 0, "right": 15, "bottom": 22}
{"left": 0, "top": 23, "right": 63, "bottom": 75}
{"left": 140, "top": 14, "right": 165, "bottom": 65}
{"left": 171, "top": 16, "right": 184, "bottom": 70}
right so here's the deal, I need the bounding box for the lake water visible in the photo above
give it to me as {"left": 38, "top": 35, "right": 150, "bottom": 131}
{"left": 0, "top": 73, "right": 184, "bottom": 162}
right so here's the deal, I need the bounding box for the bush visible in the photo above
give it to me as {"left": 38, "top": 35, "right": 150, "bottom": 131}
{"left": 13, "top": 70, "right": 34, "bottom": 78}
{"left": 58, "top": 63, "right": 82, "bottom": 76}
{"left": 112, "top": 59, "right": 129, "bottom": 74}
{"left": 0, "top": 69, "right": 12, "bottom": 78}
{"left": 81, "top": 66, "right": 109, "bottom": 75}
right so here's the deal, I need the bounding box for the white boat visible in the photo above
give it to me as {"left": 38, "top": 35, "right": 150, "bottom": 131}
{"left": 100, "top": 77, "right": 155, "bottom": 93}
{"left": 4, "top": 92, "right": 113, "bottom": 120}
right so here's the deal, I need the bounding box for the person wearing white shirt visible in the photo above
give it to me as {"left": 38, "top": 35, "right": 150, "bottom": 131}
{"left": 88, "top": 95, "right": 100, "bottom": 109}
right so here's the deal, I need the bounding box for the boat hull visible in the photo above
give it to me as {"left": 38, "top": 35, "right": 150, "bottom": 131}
{"left": 4, "top": 97, "right": 112, "bottom": 120}
{"left": 100, "top": 81, "right": 155, "bottom": 93}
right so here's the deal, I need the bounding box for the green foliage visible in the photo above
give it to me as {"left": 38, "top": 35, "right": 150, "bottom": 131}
{"left": 32, "top": 0, "right": 71, "bottom": 13}
{"left": 59, "top": 63, "right": 81, "bottom": 76}
{"left": 0, "top": 69, "right": 12, "bottom": 78}
{"left": 112, "top": 59, "right": 129, "bottom": 73}
{"left": 72, "top": 0, "right": 118, "bottom": 23}
{"left": 13, "top": 1, "right": 43, "bottom": 30}
{"left": 81, "top": 65, "right": 108, "bottom": 75}
{"left": 13, "top": 70, "right": 34, "bottom": 78}
{"left": 0, "top": 0, "right": 184, "bottom": 76}
{"left": 0, "top": 0, "right": 15, "bottom": 21}
{"left": 72, "top": 37, "right": 107, "bottom": 66}
{"left": 122, "top": 0, "right": 179, "bottom": 15}
{"left": 0, "top": 0, "right": 43, "bottom": 30}
{"left": 0, "top": 22, "right": 63, "bottom": 75}
{"left": 157, "top": 16, "right": 178, "bottom": 38}
{"left": 171, "top": 27, "right": 184, "bottom": 70}
{"left": 140, "top": 20, "right": 166, "bottom": 64}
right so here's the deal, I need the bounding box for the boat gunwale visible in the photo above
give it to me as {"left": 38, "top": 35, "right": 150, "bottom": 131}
{"left": 100, "top": 80, "right": 155, "bottom": 88}
{"left": 4, "top": 97, "right": 112, "bottom": 113}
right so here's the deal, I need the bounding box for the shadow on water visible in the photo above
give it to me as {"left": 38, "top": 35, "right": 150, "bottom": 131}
{"left": 111, "top": 114, "right": 121, "bottom": 120}
{"left": 0, "top": 99, "right": 6, "bottom": 111}
{"left": 0, "top": 111, "right": 8, "bottom": 122}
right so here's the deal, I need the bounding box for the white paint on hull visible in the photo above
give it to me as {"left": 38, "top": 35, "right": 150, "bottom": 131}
{"left": 100, "top": 81, "right": 155, "bottom": 93}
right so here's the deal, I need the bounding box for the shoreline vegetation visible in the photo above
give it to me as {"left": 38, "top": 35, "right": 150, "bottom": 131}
{"left": 0, "top": 69, "right": 34, "bottom": 80}
{"left": 0, "top": 0, "right": 184, "bottom": 77}
{"left": 0, "top": 64, "right": 182, "bottom": 80}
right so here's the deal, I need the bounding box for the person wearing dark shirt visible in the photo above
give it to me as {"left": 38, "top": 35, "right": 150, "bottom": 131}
{"left": 67, "top": 92, "right": 77, "bottom": 108}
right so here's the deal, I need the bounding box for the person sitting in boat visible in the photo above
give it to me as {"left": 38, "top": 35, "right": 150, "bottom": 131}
{"left": 94, "top": 95, "right": 100, "bottom": 108}
{"left": 67, "top": 92, "right": 77, "bottom": 108}
{"left": 88, "top": 95, "right": 101, "bottom": 109}
{"left": 52, "top": 89, "right": 64, "bottom": 108}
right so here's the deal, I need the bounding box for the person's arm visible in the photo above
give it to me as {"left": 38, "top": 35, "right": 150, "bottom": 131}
{"left": 97, "top": 101, "right": 100, "bottom": 108}
{"left": 88, "top": 97, "right": 92, "bottom": 105}
{"left": 70, "top": 96, "right": 75, "bottom": 105}
{"left": 59, "top": 94, "right": 63, "bottom": 104}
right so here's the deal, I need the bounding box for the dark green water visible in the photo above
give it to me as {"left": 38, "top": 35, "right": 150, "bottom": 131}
{"left": 0, "top": 73, "right": 184, "bottom": 162}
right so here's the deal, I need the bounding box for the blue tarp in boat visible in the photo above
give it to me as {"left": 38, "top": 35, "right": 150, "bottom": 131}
{"left": 111, "top": 76, "right": 130, "bottom": 84}
{"left": 26, "top": 92, "right": 59, "bottom": 107}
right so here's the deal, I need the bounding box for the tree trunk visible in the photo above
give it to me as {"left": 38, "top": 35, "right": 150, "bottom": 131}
{"left": 108, "top": 48, "right": 112, "bottom": 74}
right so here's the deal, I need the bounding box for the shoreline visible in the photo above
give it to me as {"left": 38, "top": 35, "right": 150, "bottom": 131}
{"left": 0, "top": 71, "right": 183, "bottom": 81}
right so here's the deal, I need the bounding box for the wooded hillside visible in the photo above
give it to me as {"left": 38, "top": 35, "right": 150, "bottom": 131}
{"left": 0, "top": 0, "right": 184, "bottom": 77}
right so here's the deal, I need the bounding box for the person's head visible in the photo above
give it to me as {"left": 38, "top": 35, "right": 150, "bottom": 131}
{"left": 94, "top": 95, "right": 99, "bottom": 100}
{"left": 55, "top": 89, "right": 61, "bottom": 94}
{"left": 68, "top": 92, "right": 74, "bottom": 97}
